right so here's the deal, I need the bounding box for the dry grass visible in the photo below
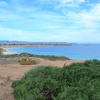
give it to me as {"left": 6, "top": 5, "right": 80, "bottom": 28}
{"left": 18, "top": 58, "right": 38, "bottom": 65}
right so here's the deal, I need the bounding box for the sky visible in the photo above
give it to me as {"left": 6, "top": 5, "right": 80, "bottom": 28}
{"left": 0, "top": 0, "right": 100, "bottom": 43}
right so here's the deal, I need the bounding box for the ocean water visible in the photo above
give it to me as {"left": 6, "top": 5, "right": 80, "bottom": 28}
{"left": 8, "top": 44, "right": 100, "bottom": 60}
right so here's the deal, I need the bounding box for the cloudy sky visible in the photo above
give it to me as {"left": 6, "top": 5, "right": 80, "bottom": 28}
{"left": 0, "top": 0, "right": 100, "bottom": 43}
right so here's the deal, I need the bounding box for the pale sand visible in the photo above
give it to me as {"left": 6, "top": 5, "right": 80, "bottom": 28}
{"left": 2, "top": 51, "right": 15, "bottom": 55}
{"left": 0, "top": 57, "right": 85, "bottom": 100}
{"left": 1, "top": 48, "right": 15, "bottom": 55}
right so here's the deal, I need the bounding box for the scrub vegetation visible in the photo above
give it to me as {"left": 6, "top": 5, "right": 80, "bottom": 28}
{"left": 0, "top": 52, "right": 70, "bottom": 61}
{"left": 20, "top": 53, "right": 70, "bottom": 61}
{"left": 18, "top": 58, "right": 38, "bottom": 65}
{"left": 12, "top": 59, "right": 100, "bottom": 100}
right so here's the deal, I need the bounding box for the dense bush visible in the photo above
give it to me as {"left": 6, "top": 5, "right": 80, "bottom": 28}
{"left": 12, "top": 59, "right": 100, "bottom": 100}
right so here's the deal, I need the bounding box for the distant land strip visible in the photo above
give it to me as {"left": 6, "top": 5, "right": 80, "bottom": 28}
{"left": 0, "top": 43, "right": 72, "bottom": 48}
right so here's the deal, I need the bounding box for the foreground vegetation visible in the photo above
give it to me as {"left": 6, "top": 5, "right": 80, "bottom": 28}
{"left": 12, "top": 59, "right": 100, "bottom": 100}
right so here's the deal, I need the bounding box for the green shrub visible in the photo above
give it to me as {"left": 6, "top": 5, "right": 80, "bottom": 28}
{"left": 18, "top": 58, "right": 38, "bottom": 65}
{"left": 12, "top": 59, "right": 100, "bottom": 100}
{"left": 0, "top": 54, "right": 20, "bottom": 58}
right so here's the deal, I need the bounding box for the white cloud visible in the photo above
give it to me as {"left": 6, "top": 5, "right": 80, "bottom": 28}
{"left": 0, "top": 12, "right": 22, "bottom": 21}
{"left": 0, "top": 0, "right": 100, "bottom": 43}
{"left": 0, "top": 26, "right": 52, "bottom": 41}
{"left": 77, "top": 0, "right": 85, "bottom": 3}
{"left": 0, "top": 1, "right": 8, "bottom": 6}
{"left": 37, "top": 0, "right": 85, "bottom": 4}
{"left": 80, "top": 4, "right": 100, "bottom": 28}
{"left": 0, "top": 27, "right": 38, "bottom": 41}
{"left": 0, "top": 27, "right": 26, "bottom": 39}
{"left": 10, "top": 0, "right": 24, "bottom": 4}
{"left": 59, "top": 0, "right": 74, "bottom": 4}
{"left": 34, "top": 0, "right": 86, "bottom": 8}
{"left": 61, "top": 2, "right": 100, "bottom": 29}
{"left": 59, "top": 0, "right": 85, "bottom": 4}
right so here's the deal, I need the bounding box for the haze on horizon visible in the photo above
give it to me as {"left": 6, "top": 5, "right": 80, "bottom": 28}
{"left": 0, "top": 0, "right": 100, "bottom": 43}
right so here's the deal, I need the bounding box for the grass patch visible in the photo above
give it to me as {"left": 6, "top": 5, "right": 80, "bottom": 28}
{"left": 18, "top": 58, "right": 38, "bottom": 65}
{"left": 12, "top": 59, "right": 100, "bottom": 100}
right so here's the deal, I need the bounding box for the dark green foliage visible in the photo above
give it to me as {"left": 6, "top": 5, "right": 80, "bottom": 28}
{"left": 0, "top": 54, "right": 20, "bottom": 58}
{"left": 0, "top": 51, "right": 1, "bottom": 55}
{"left": 0, "top": 48, "right": 3, "bottom": 55}
{"left": 12, "top": 60, "right": 100, "bottom": 100}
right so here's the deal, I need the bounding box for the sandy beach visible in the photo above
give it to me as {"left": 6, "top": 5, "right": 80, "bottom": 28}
{"left": 2, "top": 50, "right": 15, "bottom": 55}
{"left": 0, "top": 47, "right": 15, "bottom": 55}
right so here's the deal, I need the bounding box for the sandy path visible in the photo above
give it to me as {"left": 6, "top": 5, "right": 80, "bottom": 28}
{"left": 0, "top": 58, "right": 84, "bottom": 100}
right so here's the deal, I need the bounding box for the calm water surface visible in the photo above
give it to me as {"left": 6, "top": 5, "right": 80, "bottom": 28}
{"left": 8, "top": 44, "right": 100, "bottom": 60}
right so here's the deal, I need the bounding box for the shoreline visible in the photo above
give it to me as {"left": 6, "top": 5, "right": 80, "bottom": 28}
{"left": 2, "top": 50, "right": 15, "bottom": 55}
{"left": 0, "top": 47, "right": 86, "bottom": 60}
{"left": 0, "top": 47, "right": 16, "bottom": 55}
{"left": 0, "top": 44, "right": 52, "bottom": 55}
{"left": 1, "top": 45, "right": 95, "bottom": 60}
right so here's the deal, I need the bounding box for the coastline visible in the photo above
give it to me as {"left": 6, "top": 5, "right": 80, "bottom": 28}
{"left": 0, "top": 44, "right": 49, "bottom": 55}
{"left": 0, "top": 47, "right": 15, "bottom": 55}
{"left": 2, "top": 51, "right": 15, "bottom": 55}
{"left": 0, "top": 44, "right": 71, "bottom": 49}
{"left": 1, "top": 44, "right": 98, "bottom": 60}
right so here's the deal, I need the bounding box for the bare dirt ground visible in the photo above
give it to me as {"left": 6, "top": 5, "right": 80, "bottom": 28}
{"left": 0, "top": 57, "right": 84, "bottom": 100}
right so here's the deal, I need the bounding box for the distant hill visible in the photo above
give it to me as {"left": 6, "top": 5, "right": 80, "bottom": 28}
{"left": 0, "top": 41, "right": 76, "bottom": 45}
{"left": 0, "top": 41, "right": 30, "bottom": 44}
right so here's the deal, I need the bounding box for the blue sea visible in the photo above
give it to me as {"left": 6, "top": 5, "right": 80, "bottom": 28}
{"left": 7, "top": 44, "right": 100, "bottom": 60}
